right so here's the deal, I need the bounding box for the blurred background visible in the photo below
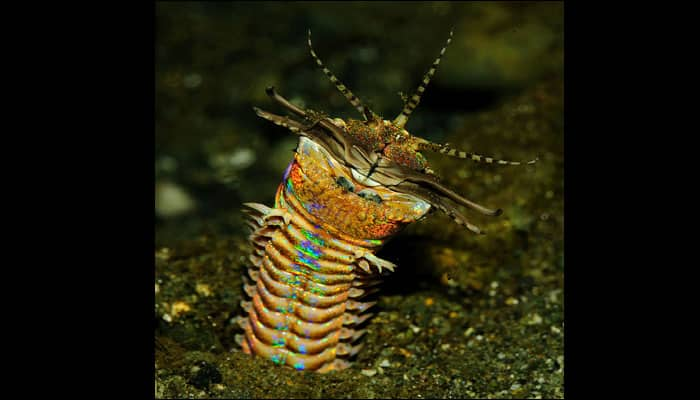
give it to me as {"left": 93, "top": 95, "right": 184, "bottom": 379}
{"left": 156, "top": 2, "right": 563, "bottom": 398}
{"left": 156, "top": 1, "right": 562, "bottom": 244}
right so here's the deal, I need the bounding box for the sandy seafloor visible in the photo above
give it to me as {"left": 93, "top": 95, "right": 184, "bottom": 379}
{"left": 155, "top": 2, "right": 563, "bottom": 398}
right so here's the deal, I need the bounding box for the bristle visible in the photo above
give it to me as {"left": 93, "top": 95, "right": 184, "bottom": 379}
{"left": 247, "top": 268, "right": 260, "bottom": 282}
{"left": 317, "top": 358, "right": 351, "bottom": 373}
{"left": 346, "top": 300, "right": 376, "bottom": 313}
{"left": 234, "top": 316, "right": 249, "bottom": 330}
{"left": 348, "top": 288, "right": 365, "bottom": 298}
{"left": 243, "top": 282, "right": 257, "bottom": 298}
{"left": 343, "top": 312, "right": 373, "bottom": 326}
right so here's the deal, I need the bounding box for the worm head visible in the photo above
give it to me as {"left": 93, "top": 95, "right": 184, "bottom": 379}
{"left": 254, "top": 30, "right": 537, "bottom": 234}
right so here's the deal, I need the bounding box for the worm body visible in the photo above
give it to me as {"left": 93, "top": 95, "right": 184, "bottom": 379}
{"left": 236, "top": 137, "right": 429, "bottom": 372}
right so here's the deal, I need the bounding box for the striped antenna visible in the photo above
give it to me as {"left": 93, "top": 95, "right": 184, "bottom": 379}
{"left": 419, "top": 141, "right": 539, "bottom": 166}
{"left": 308, "top": 30, "right": 374, "bottom": 121}
{"left": 393, "top": 29, "right": 453, "bottom": 128}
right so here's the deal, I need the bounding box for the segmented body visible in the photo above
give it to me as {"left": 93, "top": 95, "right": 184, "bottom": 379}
{"left": 235, "top": 29, "right": 536, "bottom": 373}
{"left": 237, "top": 137, "right": 430, "bottom": 372}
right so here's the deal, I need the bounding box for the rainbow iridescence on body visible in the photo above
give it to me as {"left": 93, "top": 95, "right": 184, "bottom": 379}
{"left": 237, "top": 138, "right": 430, "bottom": 372}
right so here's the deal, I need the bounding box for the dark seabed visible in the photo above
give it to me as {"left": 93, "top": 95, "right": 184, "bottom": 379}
{"left": 156, "top": 2, "right": 563, "bottom": 398}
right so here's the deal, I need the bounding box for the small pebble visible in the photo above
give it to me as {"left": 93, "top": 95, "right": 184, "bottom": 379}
{"left": 171, "top": 301, "right": 191, "bottom": 317}
{"left": 196, "top": 283, "right": 212, "bottom": 297}
{"left": 155, "top": 181, "right": 196, "bottom": 218}
{"left": 361, "top": 369, "right": 377, "bottom": 377}
{"left": 527, "top": 313, "right": 543, "bottom": 325}
{"left": 156, "top": 248, "right": 170, "bottom": 261}
{"left": 212, "top": 384, "right": 225, "bottom": 392}
{"left": 227, "top": 148, "right": 256, "bottom": 169}
{"left": 379, "top": 359, "right": 391, "bottom": 368}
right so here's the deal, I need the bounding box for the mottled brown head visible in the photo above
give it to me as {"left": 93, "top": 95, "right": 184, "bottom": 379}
{"left": 253, "top": 30, "right": 537, "bottom": 234}
{"left": 339, "top": 118, "right": 431, "bottom": 173}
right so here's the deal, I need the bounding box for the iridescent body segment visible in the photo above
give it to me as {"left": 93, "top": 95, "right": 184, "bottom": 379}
{"left": 237, "top": 138, "right": 430, "bottom": 372}
{"left": 235, "top": 30, "right": 536, "bottom": 373}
